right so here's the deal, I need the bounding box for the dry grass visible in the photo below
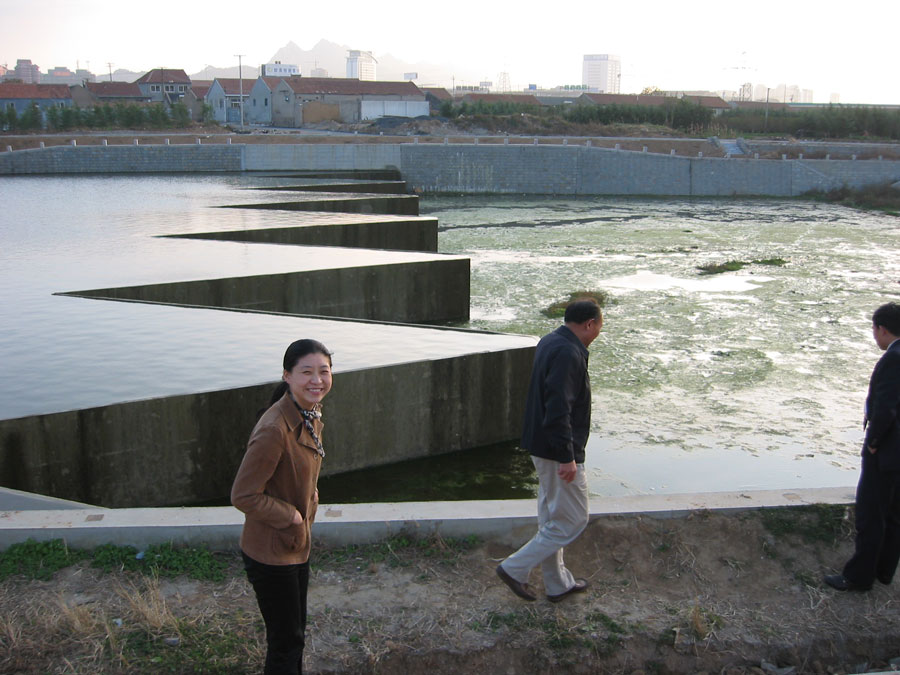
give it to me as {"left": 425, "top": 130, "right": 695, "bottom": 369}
{"left": 3, "top": 509, "right": 900, "bottom": 673}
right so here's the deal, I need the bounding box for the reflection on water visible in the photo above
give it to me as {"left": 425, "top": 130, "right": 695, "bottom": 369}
{"left": 425, "top": 194, "right": 900, "bottom": 496}
{"left": 318, "top": 441, "right": 538, "bottom": 503}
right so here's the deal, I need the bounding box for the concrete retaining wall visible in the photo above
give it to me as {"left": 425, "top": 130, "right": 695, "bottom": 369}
{"left": 3, "top": 142, "right": 899, "bottom": 195}
{"left": 244, "top": 143, "right": 401, "bottom": 171}
{"left": 169, "top": 217, "right": 439, "bottom": 252}
{"left": 742, "top": 139, "right": 899, "bottom": 158}
{"left": 64, "top": 259, "right": 471, "bottom": 324}
{"left": 224, "top": 194, "right": 420, "bottom": 215}
{"left": 397, "top": 144, "right": 900, "bottom": 196}
{"left": 0, "top": 144, "right": 243, "bottom": 174}
{"left": 0, "top": 347, "right": 534, "bottom": 508}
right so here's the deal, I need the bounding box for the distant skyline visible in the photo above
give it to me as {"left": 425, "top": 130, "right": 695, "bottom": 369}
{"left": 3, "top": 0, "right": 898, "bottom": 105}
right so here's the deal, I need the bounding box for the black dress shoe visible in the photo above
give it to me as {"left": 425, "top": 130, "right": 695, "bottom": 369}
{"left": 877, "top": 574, "right": 892, "bottom": 585}
{"left": 496, "top": 564, "right": 537, "bottom": 601}
{"left": 547, "top": 578, "right": 589, "bottom": 603}
{"left": 823, "top": 573, "right": 872, "bottom": 592}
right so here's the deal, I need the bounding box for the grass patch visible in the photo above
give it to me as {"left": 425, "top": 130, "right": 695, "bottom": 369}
{"left": 542, "top": 290, "right": 611, "bottom": 318}
{"left": 93, "top": 543, "right": 228, "bottom": 581}
{"left": 1, "top": 539, "right": 227, "bottom": 582}
{"left": 0, "top": 539, "right": 87, "bottom": 580}
{"left": 697, "top": 257, "right": 788, "bottom": 275}
{"left": 471, "top": 608, "right": 632, "bottom": 655}
{"left": 759, "top": 503, "right": 848, "bottom": 544}
{"left": 116, "top": 620, "right": 256, "bottom": 673}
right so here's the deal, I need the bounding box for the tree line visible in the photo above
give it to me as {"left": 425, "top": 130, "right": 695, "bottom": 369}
{"left": 2, "top": 102, "right": 211, "bottom": 131}
{"left": 438, "top": 99, "right": 900, "bottom": 139}
{"left": 719, "top": 105, "right": 900, "bottom": 139}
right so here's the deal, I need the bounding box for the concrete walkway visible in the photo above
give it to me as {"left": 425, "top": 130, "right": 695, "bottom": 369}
{"left": 0, "top": 486, "right": 855, "bottom": 552}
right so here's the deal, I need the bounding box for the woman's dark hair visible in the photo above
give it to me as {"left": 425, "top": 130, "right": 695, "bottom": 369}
{"left": 267, "top": 339, "right": 333, "bottom": 408}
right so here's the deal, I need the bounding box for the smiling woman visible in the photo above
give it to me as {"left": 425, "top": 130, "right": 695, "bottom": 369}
{"left": 231, "top": 338, "right": 335, "bottom": 675}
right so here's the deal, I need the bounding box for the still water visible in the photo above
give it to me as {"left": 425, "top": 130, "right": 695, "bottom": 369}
{"left": 3, "top": 175, "right": 898, "bottom": 500}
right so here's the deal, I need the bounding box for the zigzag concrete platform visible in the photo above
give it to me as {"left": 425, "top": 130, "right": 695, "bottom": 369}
{"left": 0, "top": 174, "right": 535, "bottom": 508}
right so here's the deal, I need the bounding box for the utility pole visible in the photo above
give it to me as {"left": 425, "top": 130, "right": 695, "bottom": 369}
{"left": 234, "top": 54, "right": 245, "bottom": 129}
{"left": 107, "top": 62, "right": 114, "bottom": 82}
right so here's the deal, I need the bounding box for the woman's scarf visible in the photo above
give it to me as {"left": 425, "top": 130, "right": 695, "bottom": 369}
{"left": 288, "top": 391, "right": 325, "bottom": 458}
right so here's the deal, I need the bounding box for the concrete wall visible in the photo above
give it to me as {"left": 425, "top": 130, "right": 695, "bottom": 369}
{"left": 243, "top": 143, "right": 402, "bottom": 172}
{"left": 169, "top": 217, "right": 439, "bottom": 252}
{"left": 398, "top": 144, "right": 900, "bottom": 196}
{"left": 0, "top": 347, "right": 534, "bottom": 508}
{"left": 0, "top": 144, "right": 243, "bottom": 174}
{"left": 64, "top": 259, "right": 471, "bottom": 324}
{"left": 3, "top": 143, "right": 898, "bottom": 196}
{"left": 225, "top": 194, "right": 420, "bottom": 215}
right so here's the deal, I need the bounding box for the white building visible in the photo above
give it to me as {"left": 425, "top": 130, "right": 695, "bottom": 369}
{"left": 582, "top": 54, "right": 621, "bottom": 93}
{"left": 346, "top": 50, "right": 376, "bottom": 81}
{"left": 261, "top": 62, "right": 299, "bottom": 78}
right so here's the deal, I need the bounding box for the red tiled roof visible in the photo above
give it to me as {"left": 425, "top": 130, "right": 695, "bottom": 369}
{"left": 191, "top": 85, "right": 212, "bottom": 98}
{"left": 421, "top": 87, "right": 452, "bottom": 101}
{"left": 461, "top": 93, "right": 543, "bottom": 105}
{"left": 212, "top": 78, "right": 257, "bottom": 95}
{"left": 281, "top": 77, "right": 422, "bottom": 97}
{"left": 86, "top": 81, "right": 145, "bottom": 98}
{"left": 133, "top": 69, "right": 191, "bottom": 84}
{"left": 684, "top": 95, "right": 732, "bottom": 109}
{"left": 581, "top": 93, "right": 672, "bottom": 106}
{"left": 0, "top": 83, "right": 71, "bottom": 100}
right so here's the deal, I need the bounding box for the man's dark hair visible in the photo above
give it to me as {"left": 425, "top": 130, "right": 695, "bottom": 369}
{"left": 564, "top": 300, "right": 601, "bottom": 324}
{"left": 873, "top": 302, "right": 900, "bottom": 336}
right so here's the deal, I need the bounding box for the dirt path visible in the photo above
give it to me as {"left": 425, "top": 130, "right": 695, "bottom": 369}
{"left": 3, "top": 505, "right": 900, "bottom": 674}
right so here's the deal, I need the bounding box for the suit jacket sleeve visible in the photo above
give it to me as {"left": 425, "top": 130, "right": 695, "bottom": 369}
{"left": 865, "top": 348, "right": 900, "bottom": 450}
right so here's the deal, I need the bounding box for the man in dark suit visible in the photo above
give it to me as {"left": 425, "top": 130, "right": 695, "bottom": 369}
{"left": 496, "top": 300, "right": 602, "bottom": 603}
{"left": 826, "top": 302, "right": 900, "bottom": 592}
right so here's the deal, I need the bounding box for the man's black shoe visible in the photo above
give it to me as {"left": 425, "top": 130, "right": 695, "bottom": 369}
{"left": 877, "top": 574, "right": 892, "bottom": 585}
{"left": 823, "top": 573, "right": 872, "bottom": 592}
{"left": 496, "top": 565, "right": 537, "bottom": 601}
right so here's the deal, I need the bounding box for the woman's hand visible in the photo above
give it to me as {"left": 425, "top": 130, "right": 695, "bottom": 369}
{"left": 291, "top": 510, "right": 303, "bottom": 526}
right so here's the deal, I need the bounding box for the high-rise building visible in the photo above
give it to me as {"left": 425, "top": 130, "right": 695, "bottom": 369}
{"left": 582, "top": 54, "right": 620, "bottom": 93}
{"left": 14, "top": 59, "right": 41, "bottom": 83}
{"left": 346, "top": 50, "right": 376, "bottom": 81}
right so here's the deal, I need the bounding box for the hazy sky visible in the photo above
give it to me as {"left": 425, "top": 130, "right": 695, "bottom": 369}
{"left": 3, "top": 0, "right": 897, "bottom": 104}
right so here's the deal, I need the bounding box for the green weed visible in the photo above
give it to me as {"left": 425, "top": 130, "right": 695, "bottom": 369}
{"left": 542, "top": 290, "right": 611, "bottom": 318}
{"left": 0, "top": 539, "right": 226, "bottom": 582}
{"left": 759, "top": 504, "right": 847, "bottom": 544}
{"left": 0, "top": 539, "right": 87, "bottom": 580}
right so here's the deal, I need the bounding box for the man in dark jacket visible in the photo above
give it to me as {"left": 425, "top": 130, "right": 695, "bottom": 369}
{"left": 497, "top": 300, "right": 602, "bottom": 602}
{"left": 826, "top": 302, "right": 900, "bottom": 591}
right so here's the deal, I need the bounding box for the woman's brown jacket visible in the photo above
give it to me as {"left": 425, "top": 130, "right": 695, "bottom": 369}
{"left": 231, "top": 393, "right": 323, "bottom": 565}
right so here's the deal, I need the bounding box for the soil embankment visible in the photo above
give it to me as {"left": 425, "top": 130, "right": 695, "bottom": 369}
{"left": 3, "top": 505, "right": 900, "bottom": 674}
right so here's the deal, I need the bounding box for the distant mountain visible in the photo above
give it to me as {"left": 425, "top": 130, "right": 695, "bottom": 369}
{"left": 270, "top": 40, "right": 348, "bottom": 78}
{"left": 190, "top": 64, "right": 259, "bottom": 81}
{"left": 188, "top": 39, "right": 477, "bottom": 87}
{"left": 105, "top": 68, "right": 144, "bottom": 83}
